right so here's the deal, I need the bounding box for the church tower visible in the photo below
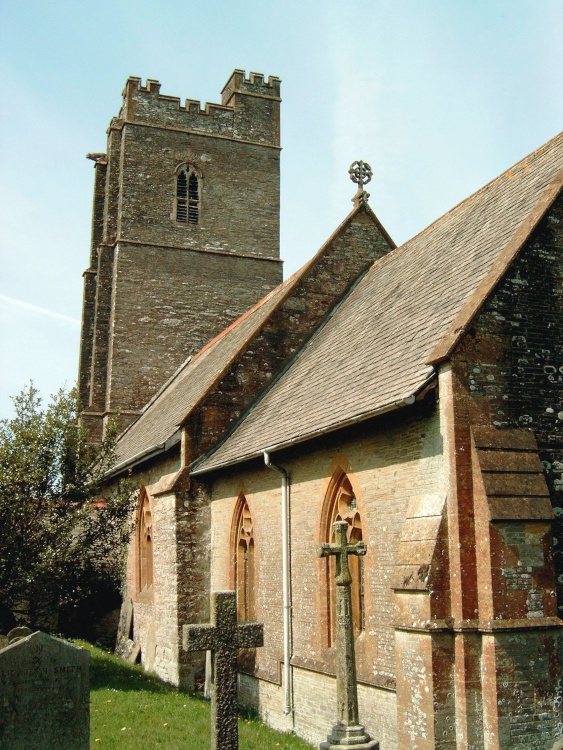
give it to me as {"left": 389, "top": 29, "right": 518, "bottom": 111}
{"left": 78, "top": 71, "right": 283, "bottom": 441}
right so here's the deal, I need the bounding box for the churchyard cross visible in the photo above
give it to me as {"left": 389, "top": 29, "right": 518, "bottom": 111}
{"left": 183, "top": 590, "right": 263, "bottom": 750}
{"left": 317, "top": 520, "right": 379, "bottom": 750}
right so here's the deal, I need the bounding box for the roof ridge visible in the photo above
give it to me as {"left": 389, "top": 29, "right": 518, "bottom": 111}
{"left": 190, "top": 261, "right": 376, "bottom": 471}
{"left": 114, "top": 201, "right": 391, "bottom": 461}
{"left": 394, "top": 130, "right": 563, "bottom": 257}
{"left": 428, "top": 165, "right": 563, "bottom": 364}
{"left": 355, "top": 131, "right": 563, "bottom": 290}
{"left": 186, "top": 131, "right": 563, "bottom": 475}
{"left": 174, "top": 200, "right": 389, "bottom": 427}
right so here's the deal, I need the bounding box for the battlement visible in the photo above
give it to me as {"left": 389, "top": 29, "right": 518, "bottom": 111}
{"left": 221, "top": 69, "right": 281, "bottom": 105}
{"left": 118, "top": 70, "right": 281, "bottom": 146}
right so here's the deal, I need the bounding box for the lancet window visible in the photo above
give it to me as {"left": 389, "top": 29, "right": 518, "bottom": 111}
{"left": 175, "top": 165, "right": 200, "bottom": 225}
{"left": 322, "top": 471, "right": 365, "bottom": 645}
{"left": 137, "top": 490, "right": 154, "bottom": 593}
{"left": 231, "top": 495, "right": 255, "bottom": 621}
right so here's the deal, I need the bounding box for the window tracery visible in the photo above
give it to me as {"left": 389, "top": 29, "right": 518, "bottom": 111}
{"left": 232, "top": 495, "right": 255, "bottom": 621}
{"left": 137, "top": 490, "right": 154, "bottom": 593}
{"left": 322, "top": 471, "right": 365, "bottom": 645}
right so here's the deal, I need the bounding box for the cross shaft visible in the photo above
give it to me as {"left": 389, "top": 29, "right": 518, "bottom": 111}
{"left": 318, "top": 519, "right": 366, "bottom": 585}
{"left": 317, "top": 520, "right": 378, "bottom": 750}
{"left": 183, "top": 590, "right": 263, "bottom": 750}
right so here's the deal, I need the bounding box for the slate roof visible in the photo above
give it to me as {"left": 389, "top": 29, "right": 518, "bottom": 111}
{"left": 193, "top": 132, "right": 563, "bottom": 474}
{"left": 112, "top": 203, "right": 385, "bottom": 473}
{"left": 111, "top": 278, "right": 293, "bottom": 472}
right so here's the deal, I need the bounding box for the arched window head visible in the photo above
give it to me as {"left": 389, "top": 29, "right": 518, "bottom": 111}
{"left": 231, "top": 494, "right": 255, "bottom": 621}
{"left": 322, "top": 471, "right": 365, "bottom": 645}
{"left": 175, "top": 165, "right": 200, "bottom": 225}
{"left": 137, "top": 490, "right": 154, "bottom": 593}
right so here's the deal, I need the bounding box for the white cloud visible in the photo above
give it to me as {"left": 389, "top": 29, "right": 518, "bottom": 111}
{"left": 0, "top": 294, "right": 80, "bottom": 327}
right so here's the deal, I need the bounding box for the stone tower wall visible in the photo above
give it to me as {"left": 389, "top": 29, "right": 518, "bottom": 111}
{"left": 79, "top": 72, "right": 283, "bottom": 440}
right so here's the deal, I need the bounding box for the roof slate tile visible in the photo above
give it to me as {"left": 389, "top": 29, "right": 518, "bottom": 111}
{"left": 112, "top": 202, "right": 390, "bottom": 471}
{"left": 195, "top": 132, "right": 563, "bottom": 473}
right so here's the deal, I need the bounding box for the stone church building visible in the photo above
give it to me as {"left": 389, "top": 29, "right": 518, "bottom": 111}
{"left": 78, "top": 71, "right": 563, "bottom": 749}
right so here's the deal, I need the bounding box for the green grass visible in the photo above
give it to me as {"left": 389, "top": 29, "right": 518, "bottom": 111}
{"left": 79, "top": 642, "right": 312, "bottom": 749}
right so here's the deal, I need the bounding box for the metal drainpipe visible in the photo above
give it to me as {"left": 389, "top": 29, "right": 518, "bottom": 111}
{"left": 263, "top": 451, "right": 293, "bottom": 719}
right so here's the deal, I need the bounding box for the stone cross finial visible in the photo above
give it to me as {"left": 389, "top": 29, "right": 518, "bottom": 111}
{"left": 349, "top": 160, "right": 373, "bottom": 205}
{"left": 183, "top": 590, "right": 264, "bottom": 750}
{"left": 317, "top": 521, "right": 379, "bottom": 750}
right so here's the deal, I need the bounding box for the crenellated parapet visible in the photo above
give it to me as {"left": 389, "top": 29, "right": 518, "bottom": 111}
{"left": 79, "top": 69, "right": 282, "bottom": 441}
{"left": 117, "top": 70, "right": 281, "bottom": 146}
{"left": 221, "top": 69, "right": 281, "bottom": 104}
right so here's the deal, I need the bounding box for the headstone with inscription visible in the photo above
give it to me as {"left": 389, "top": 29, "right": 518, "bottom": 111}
{"left": 0, "top": 630, "right": 89, "bottom": 750}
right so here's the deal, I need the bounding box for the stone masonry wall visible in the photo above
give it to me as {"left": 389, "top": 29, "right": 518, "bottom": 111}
{"left": 102, "top": 126, "right": 122, "bottom": 245}
{"left": 184, "top": 206, "right": 394, "bottom": 460}
{"left": 481, "top": 630, "right": 562, "bottom": 750}
{"left": 120, "top": 452, "right": 199, "bottom": 686}
{"left": 111, "top": 202, "right": 395, "bottom": 694}
{"left": 122, "top": 71, "right": 281, "bottom": 147}
{"left": 238, "top": 670, "right": 398, "bottom": 748}
{"left": 84, "top": 243, "right": 116, "bottom": 438}
{"left": 209, "top": 402, "right": 444, "bottom": 748}
{"left": 79, "top": 72, "right": 283, "bottom": 439}
{"left": 78, "top": 160, "right": 106, "bottom": 409}
{"left": 445, "top": 193, "right": 563, "bottom": 749}
{"left": 165, "top": 205, "right": 394, "bottom": 689}
{"left": 452, "top": 192, "right": 563, "bottom": 615}
{"left": 106, "top": 244, "right": 281, "bottom": 416}
{"left": 118, "top": 126, "right": 280, "bottom": 258}
{"left": 116, "top": 73, "right": 280, "bottom": 257}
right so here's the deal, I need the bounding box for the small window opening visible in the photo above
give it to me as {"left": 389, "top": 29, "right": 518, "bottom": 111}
{"left": 176, "top": 167, "right": 200, "bottom": 225}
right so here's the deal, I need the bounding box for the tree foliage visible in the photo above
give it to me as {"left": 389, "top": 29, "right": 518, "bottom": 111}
{"left": 0, "top": 384, "right": 135, "bottom": 635}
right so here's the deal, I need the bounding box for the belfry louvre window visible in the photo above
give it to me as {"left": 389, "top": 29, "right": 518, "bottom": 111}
{"left": 176, "top": 166, "right": 200, "bottom": 225}
{"left": 322, "top": 471, "right": 365, "bottom": 645}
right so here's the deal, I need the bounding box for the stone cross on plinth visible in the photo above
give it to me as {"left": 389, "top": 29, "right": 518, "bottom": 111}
{"left": 317, "top": 520, "right": 379, "bottom": 750}
{"left": 183, "top": 590, "right": 264, "bottom": 750}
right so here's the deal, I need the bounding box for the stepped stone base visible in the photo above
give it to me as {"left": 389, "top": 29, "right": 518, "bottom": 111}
{"left": 319, "top": 722, "right": 379, "bottom": 749}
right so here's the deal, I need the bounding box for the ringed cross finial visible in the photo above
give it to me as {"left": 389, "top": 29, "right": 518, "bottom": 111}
{"left": 349, "top": 160, "right": 373, "bottom": 186}
{"left": 348, "top": 160, "right": 372, "bottom": 205}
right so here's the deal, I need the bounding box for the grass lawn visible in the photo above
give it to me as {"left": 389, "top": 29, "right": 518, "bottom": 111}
{"left": 81, "top": 642, "right": 313, "bottom": 749}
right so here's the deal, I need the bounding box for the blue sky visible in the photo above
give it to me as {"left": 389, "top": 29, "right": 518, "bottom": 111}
{"left": 0, "top": 0, "right": 561, "bottom": 418}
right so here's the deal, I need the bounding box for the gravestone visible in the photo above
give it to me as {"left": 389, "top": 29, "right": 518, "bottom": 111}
{"left": 7, "top": 626, "right": 33, "bottom": 644}
{"left": 0, "top": 630, "right": 89, "bottom": 750}
{"left": 317, "top": 520, "right": 379, "bottom": 750}
{"left": 115, "top": 597, "right": 140, "bottom": 664}
{"left": 183, "top": 590, "right": 264, "bottom": 750}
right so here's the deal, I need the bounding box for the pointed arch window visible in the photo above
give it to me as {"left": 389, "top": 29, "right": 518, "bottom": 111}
{"left": 137, "top": 490, "right": 154, "bottom": 593}
{"left": 231, "top": 494, "right": 255, "bottom": 621}
{"left": 175, "top": 165, "right": 200, "bottom": 225}
{"left": 322, "top": 471, "right": 365, "bottom": 645}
